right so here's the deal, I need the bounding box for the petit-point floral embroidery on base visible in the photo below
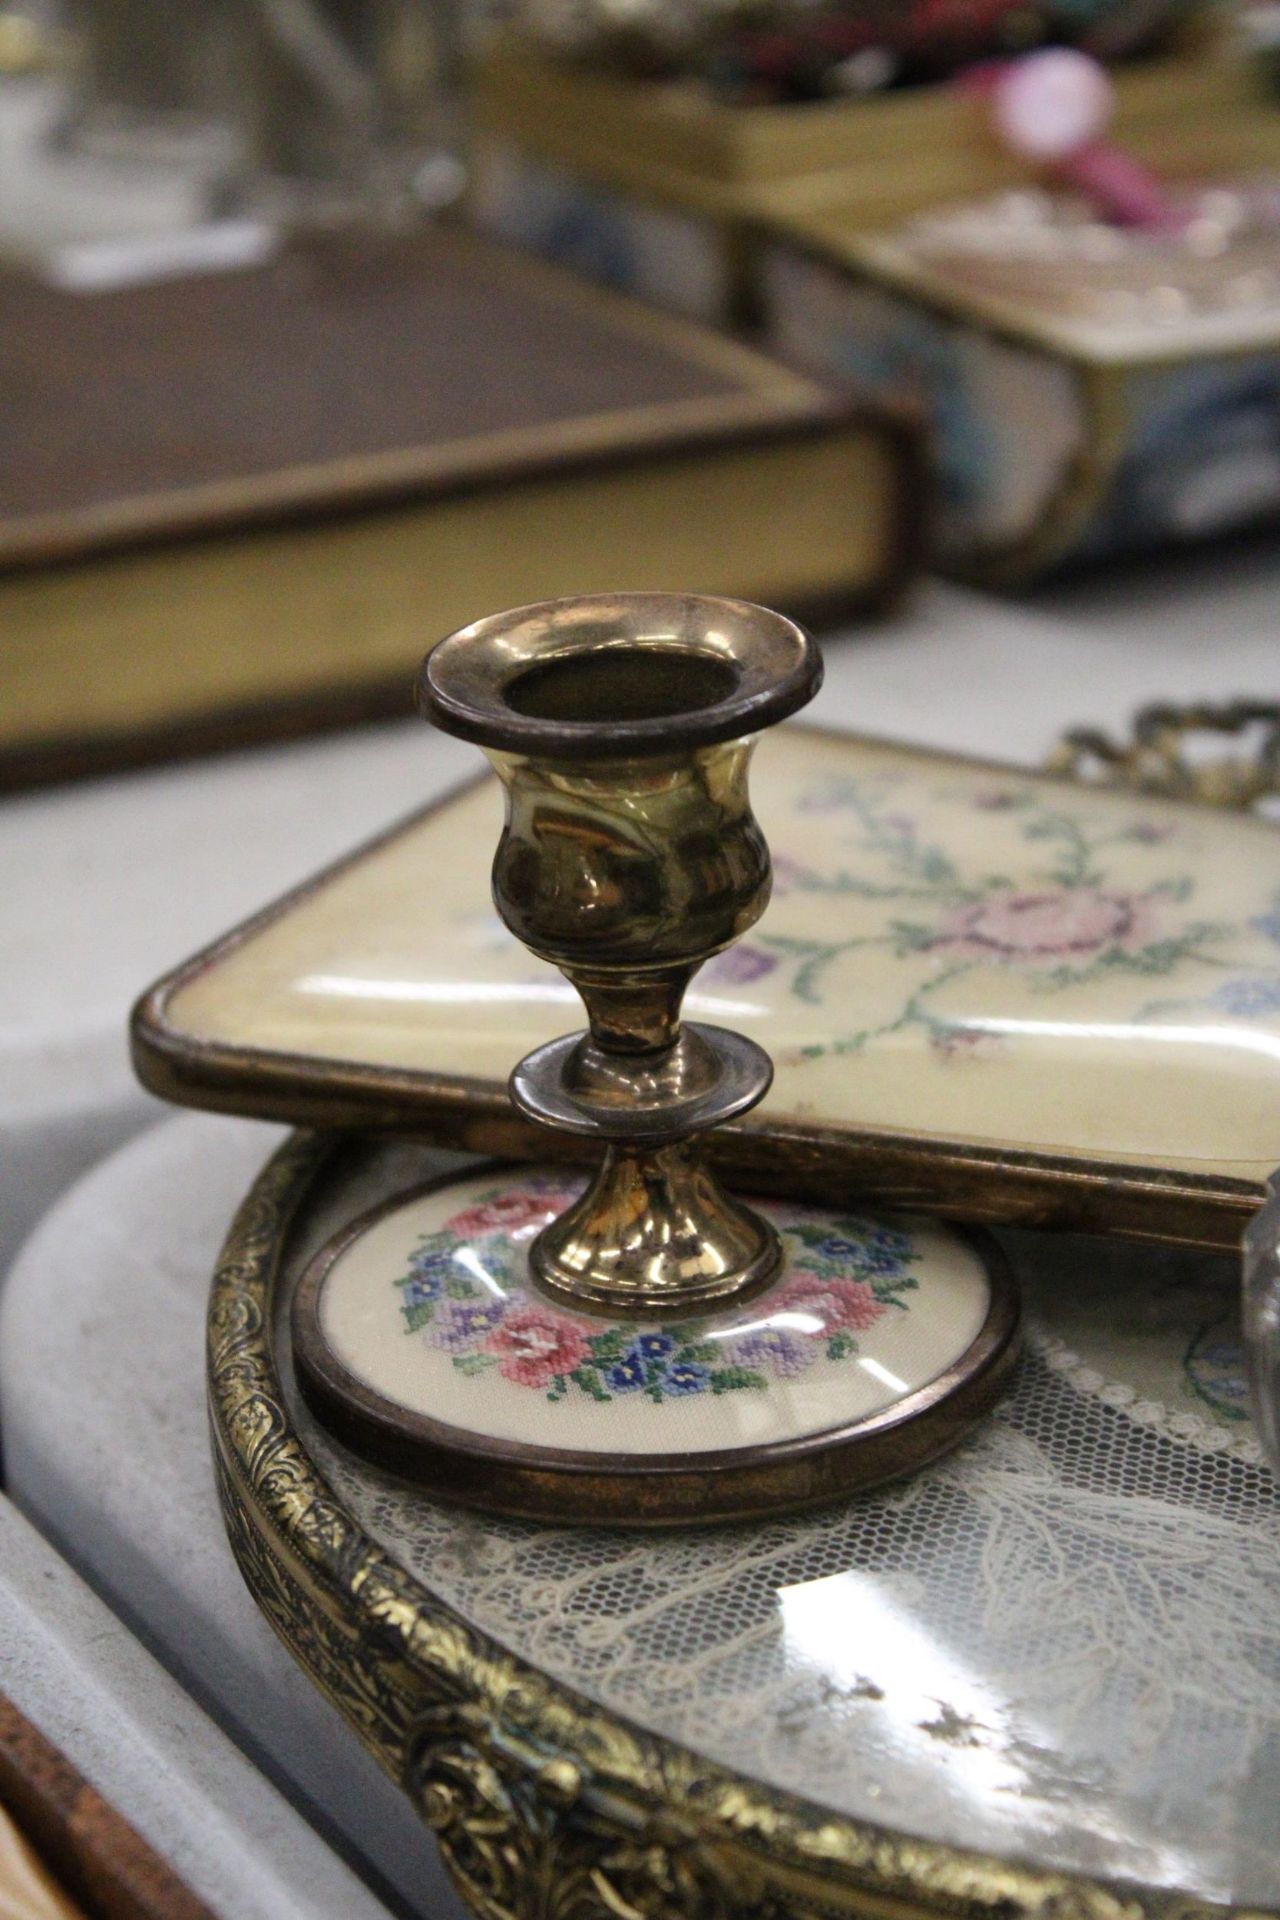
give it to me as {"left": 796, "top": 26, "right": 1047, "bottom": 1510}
{"left": 396, "top": 1173, "right": 921, "bottom": 1408}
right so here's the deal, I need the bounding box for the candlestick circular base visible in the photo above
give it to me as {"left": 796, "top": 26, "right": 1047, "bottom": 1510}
{"left": 292, "top": 1162, "right": 1021, "bottom": 1526}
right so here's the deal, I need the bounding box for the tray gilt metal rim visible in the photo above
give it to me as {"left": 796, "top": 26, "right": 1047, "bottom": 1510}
{"left": 210, "top": 1127, "right": 1266, "bottom": 1920}
{"left": 138, "top": 724, "right": 1276, "bottom": 1256}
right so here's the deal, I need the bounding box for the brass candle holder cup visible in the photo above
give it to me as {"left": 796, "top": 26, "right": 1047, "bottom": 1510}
{"left": 288, "top": 592, "right": 1018, "bottom": 1525}
{"left": 418, "top": 591, "right": 821, "bottom": 1320}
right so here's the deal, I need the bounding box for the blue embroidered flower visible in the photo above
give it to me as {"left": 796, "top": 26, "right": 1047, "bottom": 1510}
{"left": 402, "top": 1244, "right": 458, "bottom": 1305}
{"left": 604, "top": 1350, "right": 648, "bottom": 1393}
{"left": 661, "top": 1361, "right": 710, "bottom": 1395}
{"left": 816, "top": 1227, "right": 901, "bottom": 1269}
{"left": 1251, "top": 908, "right": 1280, "bottom": 945}
{"left": 814, "top": 1232, "right": 866, "bottom": 1265}
{"left": 401, "top": 1267, "right": 447, "bottom": 1309}
{"left": 1213, "top": 976, "right": 1280, "bottom": 1019}
{"left": 632, "top": 1330, "right": 676, "bottom": 1362}
{"left": 406, "top": 1245, "right": 453, "bottom": 1290}
{"left": 866, "top": 1226, "right": 912, "bottom": 1272}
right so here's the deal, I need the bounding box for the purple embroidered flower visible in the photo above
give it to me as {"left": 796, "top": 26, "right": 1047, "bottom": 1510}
{"left": 730, "top": 1328, "right": 816, "bottom": 1378}
{"left": 424, "top": 1296, "right": 506, "bottom": 1353}
{"left": 972, "top": 788, "right": 1021, "bottom": 811}
{"left": 660, "top": 1360, "right": 711, "bottom": 1395}
{"left": 1213, "top": 976, "right": 1280, "bottom": 1019}
{"left": 703, "top": 943, "right": 778, "bottom": 986}
{"left": 929, "top": 1024, "right": 1006, "bottom": 1063}
{"left": 770, "top": 853, "right": 817, "bottom": 897}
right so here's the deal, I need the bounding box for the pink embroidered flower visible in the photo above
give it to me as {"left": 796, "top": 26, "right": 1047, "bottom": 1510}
{"left": 448, "top": 1191, "right": 559, "bottom": 1239}
{"left": 486, "top": 1305, "right": 590, "bottom": 1388}
{"left": 932, "top": 888, "right": 1156, "bottom": 966}
{"left": 777, "top": 1274, "right": 885, "bottom": 1333}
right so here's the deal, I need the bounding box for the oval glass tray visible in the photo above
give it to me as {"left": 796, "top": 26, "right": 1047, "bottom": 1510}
{"left": 213, "top": 1128, "right": 1280, "bottom": 1919}
{"left": 138, "top": 727, "right": 1280, "bottom": 1252}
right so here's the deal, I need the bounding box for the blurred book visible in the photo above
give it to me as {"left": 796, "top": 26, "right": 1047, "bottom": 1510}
{"left": 0, "top": 224, "right": 921, "bottom": 788}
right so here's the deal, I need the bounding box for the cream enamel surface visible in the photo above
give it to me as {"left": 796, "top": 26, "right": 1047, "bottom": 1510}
{"left": 316, "top": 1167, "right": 991, "bottom": 1454}
{"left": 167, "top": 729, "right": 1280, "bottom": 1175}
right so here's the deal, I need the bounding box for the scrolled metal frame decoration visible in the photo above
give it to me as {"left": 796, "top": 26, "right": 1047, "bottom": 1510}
{"left": 209, "top": 1128, "right": 1257, "bottom": 1920}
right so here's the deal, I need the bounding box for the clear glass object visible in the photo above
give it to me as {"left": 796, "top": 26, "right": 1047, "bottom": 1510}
{"left": 226, "top": 0, "right": 466, "bottom": 223}
{"left": 57, "top": 0, "right": 465, "bottom": 224}
{"left": 1243, "top": 1172, "right": 1280, "bottom": 1471}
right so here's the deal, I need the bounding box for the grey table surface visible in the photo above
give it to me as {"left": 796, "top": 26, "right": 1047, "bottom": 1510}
{"left": 0, "top": 1493, "right": 399, "bottom": 1920}
{"left": 0, "top": 1114, "right": 470, "bottom": 1920}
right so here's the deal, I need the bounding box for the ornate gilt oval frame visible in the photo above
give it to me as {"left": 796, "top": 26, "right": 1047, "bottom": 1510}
{"left": 210, "top": 1128, "right": 1265, "bottom": 1920}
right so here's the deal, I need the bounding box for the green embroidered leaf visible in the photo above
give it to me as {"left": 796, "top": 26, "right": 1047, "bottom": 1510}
{"left": 445, "top": 1276, "right": 475, "bottom": 1300}
{"left": 827, "top": 1331, "right": 857, "bottom": 1360}
{"left": 917, "top": 849, "right": 958, "bottom": 885}
{"left": 677, "top": 1341, "right": 716, "bottom": 1364}
{"left": 709, "top": 1367, "right": 767, "bottom": 1394}
{"left": 888, "top": 920, "right": 935, "bottom": 951}
{"left": 400, "top": 1304, "right": 434, "bottom": 1334}
{"left": 788, "top": 1222, "right": 834, "bottom": 1247}
{"left": 589, "top": 1329, "right": 626, "bottom": 1362}
{"left": 570, "top": 1366, "right": 610, "bottom": 1403}
{"left": 453, "top": 1353, "right": 497, "bottom": 1376}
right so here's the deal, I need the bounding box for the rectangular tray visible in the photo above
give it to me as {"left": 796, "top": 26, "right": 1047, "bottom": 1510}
{"left": 132, "top": 726, "right": 1280, "bottom": 1251}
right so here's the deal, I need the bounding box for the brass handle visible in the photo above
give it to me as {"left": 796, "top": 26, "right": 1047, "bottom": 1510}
{"left": 1047, "top": 699, "right": 1280, "bottom": 812}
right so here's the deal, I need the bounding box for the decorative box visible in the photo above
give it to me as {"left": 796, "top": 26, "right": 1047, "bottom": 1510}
{"left": 760, "top": 74, "right": 1280, "bottom": 581}
{"left": 468, "top": 30, "right": 1245, "bottom": 329}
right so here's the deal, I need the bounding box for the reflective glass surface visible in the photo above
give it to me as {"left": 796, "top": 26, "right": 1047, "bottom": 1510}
{"left": 283, "top": 1145, "right": 1280, "bottom": 1906}
{"left": 172, "top": 729, "right": 1280, "bottom": 1175}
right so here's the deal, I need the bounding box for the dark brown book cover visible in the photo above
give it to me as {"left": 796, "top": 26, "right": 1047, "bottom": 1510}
{"left": 1, "top": 222, "right": 889, "bottom": 567}
{"left": 0, "top": 224, "right": 922, "bottom": 787}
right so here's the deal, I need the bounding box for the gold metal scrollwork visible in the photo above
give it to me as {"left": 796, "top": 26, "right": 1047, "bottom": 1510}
{"left": 408, "top": 1704, "right": 754, "bottom": 1920}
{"left": 1048, "top": 700, "right": 1280, "bottom": 811}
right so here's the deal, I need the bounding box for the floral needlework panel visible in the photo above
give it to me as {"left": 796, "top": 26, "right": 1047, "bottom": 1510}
{"left": 170, "top": 731, "right": 1280, "bottom": 1176}
{"left": 316, "top": 1169, "right": 991, "bottom": 1454}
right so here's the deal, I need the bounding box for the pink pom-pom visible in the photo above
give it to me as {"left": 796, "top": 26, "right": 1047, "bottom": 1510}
{"left": 992, "top": 49, "right": 1113, "bottom": 162}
